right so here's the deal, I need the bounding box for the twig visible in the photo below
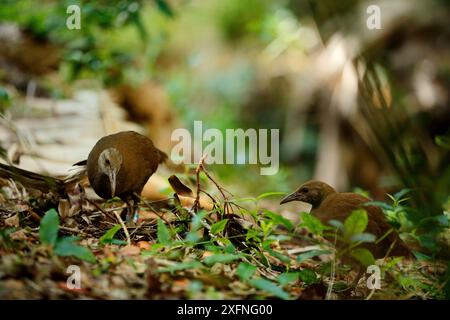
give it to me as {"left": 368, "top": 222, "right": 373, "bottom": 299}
{"left": 86, "top": 198, "right": 117, "bottom": 222}
{"left": 112, "top": 210, "right": 131, "bottom": 246}
{"left": 192, "top": 154, "right": 207, "bottom": 213}
{"left": 59, "top": 226, "right": 89, "bottom": 236}
{"left": 86, "top": 198, "right": 130, "bottom": 245}
{"left": 137, "top": 193, "right": 171, "bottom": 225}
{"left": 199, "top": 162, "right": 233, "bottom": 215}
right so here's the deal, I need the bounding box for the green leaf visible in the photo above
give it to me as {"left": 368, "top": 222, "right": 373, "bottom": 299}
{"left": 99, "top": 224, "right": 121, "bottom": 245}
{"left": 157, "top": 219, "right": 171, "bottom": 245}
{"left": 155, "top": 0, "right": 174, "bottom": 17}
{"left": 364, "top": 201, "right": 392, "bottom": 211}
{"left": 277, "top": 272, "right": 299, "bottom": 285}
{"left": 204, "top": 253, "right": 240, "bottom": 266}
{"left": 350, "top": 233, "right": 376, "bottom": 243}
{"left": 249, "top": 278, "right": 290, "bottom": 299}
{"left": 210, "top": 219, "right": 228, "bottom": 235}
{"left": 393, "top": 189, "right": 411, "bottom": 201}
{"left": 264, "top": 210, "right": 294, "bottom": 231}
{"left": 413, "top": 251, "right": 431, "bottom": 261}
{"left": 328, "top": 219, "right": 344, "bottom": 231}
{"left": 435, "top": 135, "right": 450, "bottom": 150}
{"left": 39, "top": 208, "right": 60, "bottom": 246}
{"left": 300, "top": 212, "right": 327, "bottom": 235}
{"left": 0, "top": 228, "right": 16, "bottom": 249}
{"left": 297, "top": 249, "right": 331, "bottom": 263}
{"left": 55, "top": 237, "right": 96, "bottom": 263}
{"left": 236, "top": 262, "right": 257, "bottom": 281}
{"left": 298, "top": 269, "right": 318, "bottom": 285}
{"left": 191, "top": 210, "right": 207, "bottom": 231}
{"left": 350, "top": 248, "right": 375, "bottom": 267}
{"left": 266, "top": 247, "right": 291, "bottom": 264}
{"left": 344, "top": 209, "right": 368, "bottom": 240}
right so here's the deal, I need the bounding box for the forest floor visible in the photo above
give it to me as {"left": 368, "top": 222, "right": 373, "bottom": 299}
{"left": 0, "top": 164, "right": 448, "bottom": 300}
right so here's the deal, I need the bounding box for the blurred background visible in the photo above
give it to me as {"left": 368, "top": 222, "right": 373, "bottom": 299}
{"left": 0, "top": 0, "right": 449, "bottom": 251}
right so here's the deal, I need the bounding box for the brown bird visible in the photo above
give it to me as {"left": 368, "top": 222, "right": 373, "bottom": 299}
{"left": 280, "top": 180, "right": 410, "bottom": 260}
{"left": 79, "top": 131, "right": 167, "bottom": 220}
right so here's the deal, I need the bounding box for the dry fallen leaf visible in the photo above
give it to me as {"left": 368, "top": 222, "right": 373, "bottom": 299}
{"left": 9, "top": 229, "right": 27, "bottom": 241}
{"left": 168, "top": 175, "right": 194, "bottom": 197}
{"left": 5, "top": 214, "right": 20, "bottom": 227}
{"left": 119, "top": 245, "right": 141, "bottom": 256}
{"left": 137, "top": 241, "right": 152, "bottom": 250}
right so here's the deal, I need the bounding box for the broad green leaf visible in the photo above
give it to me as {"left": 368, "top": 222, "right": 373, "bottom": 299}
{"left": 210, "top": 219, "right": 228, "bottom": 235}
{"left": 157, "top": 219, "right": 171, "bottom": 245}
{"left": 249, "top": 278, "right": 290, "bottom": 299}
{"left": 99, "top": 224, "right": 121, "bottom": 245}
{"left": 39, "top": 208, "right": 60, "bottom": 246}
{"left": 300, "top": 212, "right": 327, "bottom": 235}
{"left": 55, "top": 237, "right": 96, "bottom": 263}
{"left": 327, "top": 219, "right": 344, "bottom": 231}
{"left": 298, "top": 269, "right": 318, "bottom": 285}
{"left": 204, "top": 253, "right": 240, "bottom": 266}
{"left": 277, "top": 272, "right": 299, "bottom": 285}
{"left": 264, "top": 210, "right": 294, "bottom": 231}
{"left": 350, "top": 233, "right": 376, "bottom": 243}
{"left": 235, "top": 262, "right": 257, "bottom": 281}
{"left": 344, "top": 209, "right": 368, "bottom": 240}
{"left": 350, "top": 248, "right": 375, "bottom": 267}
{"left": 297, "top": 250, "right": 331, "bottom": 263}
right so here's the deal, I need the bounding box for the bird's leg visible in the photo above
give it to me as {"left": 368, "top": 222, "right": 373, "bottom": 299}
{"left": 125, "top": 193, "right": 141, "bottom": 224}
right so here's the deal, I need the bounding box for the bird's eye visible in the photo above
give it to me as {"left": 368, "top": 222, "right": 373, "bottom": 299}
{"left": 105, "top": 159, "right": 111, "bottom": 165}
{"left": 300, "top": 187, "right": 309, "bottom": 193}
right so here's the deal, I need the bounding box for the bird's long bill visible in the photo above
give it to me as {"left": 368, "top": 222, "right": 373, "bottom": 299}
{"left": 280, "top": 192, "right": 298, "bottom": 205}
{"left": 108, "top": 171, "right": 117, "bottom": 198}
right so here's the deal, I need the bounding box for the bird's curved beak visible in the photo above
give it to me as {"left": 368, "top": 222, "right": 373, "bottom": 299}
{"left": 280, "top": 192, "right": 299, "bottom": 205}
{"left": 108, "top": 171, "right": 117, "bottom": 198}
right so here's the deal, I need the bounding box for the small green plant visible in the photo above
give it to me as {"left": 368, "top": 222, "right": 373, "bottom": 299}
{"left": 98, "top": 224, "right": 127, "bottom": 246}
{"left": 39, "top": 208, "right": 96, "bottom": 263}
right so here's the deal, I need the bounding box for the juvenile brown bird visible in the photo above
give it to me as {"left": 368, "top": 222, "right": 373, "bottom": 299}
{"left": 280, "top": 180, "right": 410, "bottom": 259}
{"left": 81, "top": 131, "right": 167, "bottom": 220}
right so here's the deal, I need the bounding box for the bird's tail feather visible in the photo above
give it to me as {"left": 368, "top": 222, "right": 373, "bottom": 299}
{"left": 0, "top": 163, "right": 65, "bottom": 193}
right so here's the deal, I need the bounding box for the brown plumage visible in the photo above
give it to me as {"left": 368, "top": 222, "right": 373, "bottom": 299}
{"left": 1, "top": 131, "right": 166, "bottom": 220}
{"left": 280, "top": 180, "right": 410, "bottom": 259}
{"left": 83, "top": 131, "right": 167, "bottom": 219}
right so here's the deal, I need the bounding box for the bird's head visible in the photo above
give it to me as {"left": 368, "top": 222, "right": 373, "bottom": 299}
{"left": 280, "top": 180, "right": 336, "bottom": 209}
{"left": 98, "top": 148, "right": 123, "bottom": 198}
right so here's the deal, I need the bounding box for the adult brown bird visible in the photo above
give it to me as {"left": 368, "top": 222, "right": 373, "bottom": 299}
{"left": 280, "top": 180, "right": 410, "bottom": 259}
{"left": 77, "top": 131, "right": 167, "bottom": 221}
{"left": 280, "top": 180, "right": 411, "bottom": 291}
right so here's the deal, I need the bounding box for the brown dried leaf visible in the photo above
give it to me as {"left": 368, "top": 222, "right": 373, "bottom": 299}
{"left": 168, "top": 175, "right": 194, "bottom": 197}
{"left": 119, "top": 245, "right": 141, "bottom": 256}
{"left": 5, "top": 214, "right": 20, "bottom": 227}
